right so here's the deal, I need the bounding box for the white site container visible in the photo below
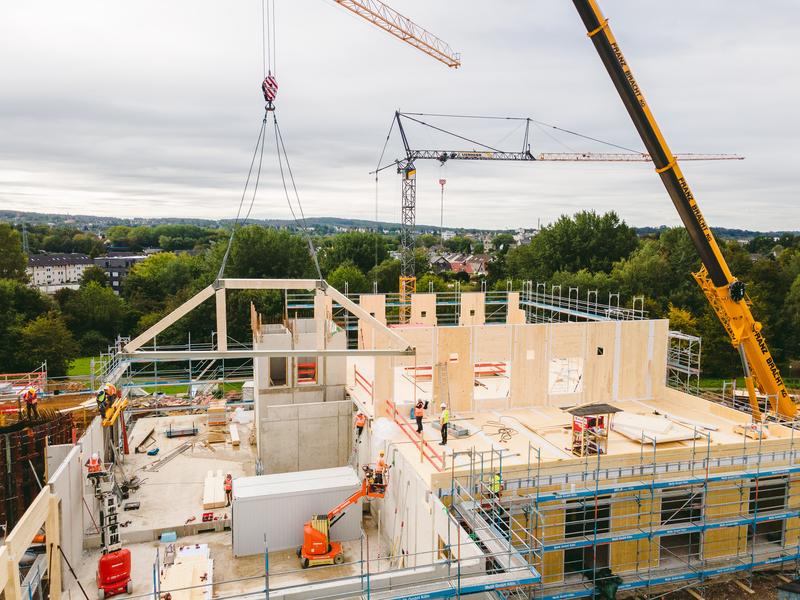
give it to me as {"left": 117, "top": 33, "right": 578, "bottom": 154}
{"left": 231, "top": 466, "right": 362, "bottom": 556}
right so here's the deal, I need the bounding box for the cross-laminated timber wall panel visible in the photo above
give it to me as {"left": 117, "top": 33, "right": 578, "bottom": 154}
{"left": 410, "top": 293, "right": 437, "bottom": 326}
{"left": 436, "top": 328, "right": 473, "bottom": 413}
{"left": 459, "top": 293, "right": 486, "bottom": 326}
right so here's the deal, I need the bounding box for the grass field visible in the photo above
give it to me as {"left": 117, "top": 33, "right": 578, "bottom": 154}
{"left": 67, "top": 356, "right": 99, "bottom": 377}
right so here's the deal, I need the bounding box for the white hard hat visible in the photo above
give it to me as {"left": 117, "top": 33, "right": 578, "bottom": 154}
{"left": 440, "top": 403, "right": 446, "bottom": 409}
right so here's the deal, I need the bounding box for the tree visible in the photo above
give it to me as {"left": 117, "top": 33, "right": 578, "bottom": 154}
{"left": 60, "top": 282, "right": 130, "bottom": 352}
{"left": 81, "top": 265, "right": 110, "bottom": 287}
{"left": 416, "top": 234, "right": 439, "bottom": 249}
{"left": 506, "top": 211, "right": 639, "bottom": 280}
{"left": 226, "top": 226, "right": 315, "bottom": 279}
{"left": 124, "top": 251, "right": 208, "bottom": 313}
{"left": 321, "top": 232, "right": 388, "bottom": 274}
{"left": 443, "top": 235, "right": 472, "bottom": 254}
{"left": 0, "top": 280, "right": 52, "bottom": 370}
{"left": 327, "top": 261, "right": 370, "bottom": 293}
{"left": 666, "top": 304, "right": 699, "bottom": 336}
{"left": 416, "top": 273, "right": 449, "bottom": 293}
{"left": 492, "top": 233, "right": 515, "bottom": 256}
{"left": 0, "top": 224, "right": 27, "bottom": 281}
{"left": 368, "top": 259, "right": 400, "bottom": 293}
{"left": 17, "top": 312, "right": 79, "bottom": 376}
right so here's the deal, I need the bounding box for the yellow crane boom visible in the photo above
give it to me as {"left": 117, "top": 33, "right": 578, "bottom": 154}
{"left": 571, "top": 0, "right": 794, "bottom": 418}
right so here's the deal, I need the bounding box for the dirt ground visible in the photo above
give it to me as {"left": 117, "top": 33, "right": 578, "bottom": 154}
{"left": 623, "top": 570, "right": 792, "bottom": 599}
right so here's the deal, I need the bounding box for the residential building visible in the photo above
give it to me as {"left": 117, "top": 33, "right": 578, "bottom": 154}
{"left": 94, "top": 252, "right": 147, "bottom": 294}
{"left": 26, "top": 253, "right": 94, "bottom": 293}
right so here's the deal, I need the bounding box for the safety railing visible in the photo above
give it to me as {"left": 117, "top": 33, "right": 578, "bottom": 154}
{"left": 353, "top": 365, "right": 374, "bottom": 402}
{"left": 386, "top": 399, "right": 446, "bottom": 472}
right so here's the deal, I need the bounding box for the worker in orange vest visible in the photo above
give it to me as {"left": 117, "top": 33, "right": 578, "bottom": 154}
{"left": 414, "top": 400, "right": 424, "bottom": 433}
{"left": 224, "top": 473, "right": 233, "bottom": 506}
{"left": 20, "top": 387, "right": 39, "bottom": 421}
{"left": 355, "top": 412, "right": 366, "bottom": 440}
{"left": 87, "top": 452, "right": 102, "bottom": 474}
{"left": 374, "top": 450, "right": 391, "bottom": 487}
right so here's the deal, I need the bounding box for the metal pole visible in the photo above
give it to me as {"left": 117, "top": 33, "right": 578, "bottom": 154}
{"left": 264, "top": 538, "right": 269, "bottom": 600}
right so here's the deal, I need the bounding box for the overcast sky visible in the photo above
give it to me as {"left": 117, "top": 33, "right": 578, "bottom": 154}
{"left": 1, "top": 1, "right": 798, "bottom": 231}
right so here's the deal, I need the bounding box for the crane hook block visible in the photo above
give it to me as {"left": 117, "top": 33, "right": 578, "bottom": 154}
{"left": 262, "top": 73, "right": 278, "bottom": 109}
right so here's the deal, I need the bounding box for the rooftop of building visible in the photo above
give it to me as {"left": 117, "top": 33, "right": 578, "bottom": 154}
{"left": 27, "top": 252, "right": 93, "bottom": 266}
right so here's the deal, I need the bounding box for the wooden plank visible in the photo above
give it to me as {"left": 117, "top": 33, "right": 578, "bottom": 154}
{"left": 124, "top": 285, "right": 215, "bottom": 352}
{"left": 0, "top": 547, "right": 11, "bottom": 597}
{"left": 733, "top": 580, "right": 755, "bottom": 594}
{"left": 5, "top": 490, "right": 52, "bottom": 561}
{"left": 46, "top": 495, "right": 61, "bottom": 600}
{"left": 220, "top": 278, "right": 319, "bottom": 290}
{"left": 686, "top": 588, "right": 705, "bottom": 600}
{"left": 215, "top": 288, "right": 227, "bottom": 352}
{"left": 202, "top": 470, "right": 226, "bottom": 509}
{"left": 229, "top": 424, "right": 240, "bottom": 447}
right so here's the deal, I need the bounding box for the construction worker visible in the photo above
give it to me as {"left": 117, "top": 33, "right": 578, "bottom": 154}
{"left": 224, "top": 473, "right": 233, "bottom": 506}
{"left": 414, "top": 400, "right": 424, "bottom": 434}
{"left": 96, "top": 383, "right": 118, "bottom": 418}
{"left": 490, "top": 473, "right": 503, "bottom": 499}
{"left": 87, "top": 452, "right": 102, "bottom": 474}
{"left": 374, "top": 450, "right": 388, "bottom": 486}
{"left": 355, "top": 412, "right": 366, "bottom": 440}
{"left": 20, "top": 386, "right": 39, "bottom": 421}
{"left": 438, "top": 402, "right": 449, "bottom": 446}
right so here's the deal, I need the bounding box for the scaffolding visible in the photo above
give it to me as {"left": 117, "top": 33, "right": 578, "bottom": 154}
{"left": 442, "top": 423, "right": 800, "bottom": 599}
{"left": 667, "top": 330, "right": 702, "bottom": 395}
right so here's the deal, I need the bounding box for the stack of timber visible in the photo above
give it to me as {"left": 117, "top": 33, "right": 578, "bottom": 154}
{"left": 160, "top": 543, "right": 213, "bottom": 600}
{"left": 206, "top": 400, "right": 227, "bottom": 443}
{"left": 202, "top": 470, "right": 226, "bottom": 509}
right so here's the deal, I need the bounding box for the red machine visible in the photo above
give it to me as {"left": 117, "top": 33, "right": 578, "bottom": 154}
{"left": 96, "top": 548, "right": 132, "bottom": 600}
{"left": 298, "top": 466, "right": 385, "bottom": 568}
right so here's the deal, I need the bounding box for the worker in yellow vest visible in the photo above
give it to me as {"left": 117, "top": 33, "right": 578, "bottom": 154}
{"left": 490, "top": 473, "right": 503, "bottom": 499}
{"left": 438, "top": 403, "right": 449, "bottom": 446}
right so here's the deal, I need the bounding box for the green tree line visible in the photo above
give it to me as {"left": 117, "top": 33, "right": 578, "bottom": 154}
{"left": 1, "top": 216, "right": 798, "bottom": 381}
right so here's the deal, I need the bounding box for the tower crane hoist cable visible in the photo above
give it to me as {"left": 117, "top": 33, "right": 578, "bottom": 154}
{"left": 219, "top": 0, "right": 321, "bottom": 281}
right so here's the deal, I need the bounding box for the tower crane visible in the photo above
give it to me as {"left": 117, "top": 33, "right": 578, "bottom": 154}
{"left": 332, "top": 1, "right": 461, "bottom": 68}
{"left": 376, "top": 111, "right": 743, "bottom": 323}
{"left": 570, "top": 0, "right": 794, "bottom": 418}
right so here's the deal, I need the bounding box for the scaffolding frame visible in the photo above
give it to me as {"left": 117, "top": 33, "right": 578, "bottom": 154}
{"left": 444, "top": 424, "right": 800, "bottom": 599}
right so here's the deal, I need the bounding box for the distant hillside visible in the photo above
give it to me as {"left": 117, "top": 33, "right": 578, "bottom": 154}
{"left": 2, "top": 210, "right": 795, "bottom": 239}
{"left": 634, "top": 225, "right": 799, "bottom": 240}
{"left": 0, "top": 210, "right": 511, "bottom": 235}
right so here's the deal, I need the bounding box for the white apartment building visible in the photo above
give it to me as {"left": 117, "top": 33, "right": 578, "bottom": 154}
{"left": 26, "top": 253, "right": 94, "bottom": 293}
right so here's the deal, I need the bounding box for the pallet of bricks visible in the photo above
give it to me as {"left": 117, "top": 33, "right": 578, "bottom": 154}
{"left": 206, "top": 400, "right": 227, "bottom": 444}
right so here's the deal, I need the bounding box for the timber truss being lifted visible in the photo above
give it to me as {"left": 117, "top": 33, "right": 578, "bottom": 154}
{"left": 120, "top": 279, "right": 414, "bottom": 362}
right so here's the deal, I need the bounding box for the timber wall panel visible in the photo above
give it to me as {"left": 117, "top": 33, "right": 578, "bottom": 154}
{"left": 410, "top": 294, "right": 437, "bottom": 326}
{"left": 436, "top": 328, "right": 473, "bottom": 412}
{"left": 458, "top": 293, "right": 485, "bottom": 326}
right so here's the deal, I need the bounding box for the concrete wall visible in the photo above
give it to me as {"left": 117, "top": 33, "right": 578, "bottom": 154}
{"left": 260, "top": 401, "right": 352, "bottom": 473}
{"left": 377, "top": 445, "right": 483, "bottom": 567}
{"left": 46, "top": 445, "right": 82, "bottom": 590}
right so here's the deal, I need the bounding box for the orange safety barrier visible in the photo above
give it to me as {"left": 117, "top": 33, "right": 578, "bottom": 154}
{"left": 297, "top": 362, "right": 317, "bottom": 384}
{"left": 353, "top": 365, "right": 374, "bottom": 400}
{"left": 386, "top": 399, "right": 445, "bottom": 472}
{"left": 474, "top": 362, "right": 507, "bottom": 377}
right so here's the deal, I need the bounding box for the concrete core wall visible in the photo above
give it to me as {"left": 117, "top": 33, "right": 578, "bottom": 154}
{"left": 260, "top": 401, "right": 352, "bottom": 473}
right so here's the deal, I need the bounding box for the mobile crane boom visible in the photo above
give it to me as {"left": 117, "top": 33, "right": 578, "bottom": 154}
{"left": 571, "top": 0, "right": 794, "bottom": 418}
